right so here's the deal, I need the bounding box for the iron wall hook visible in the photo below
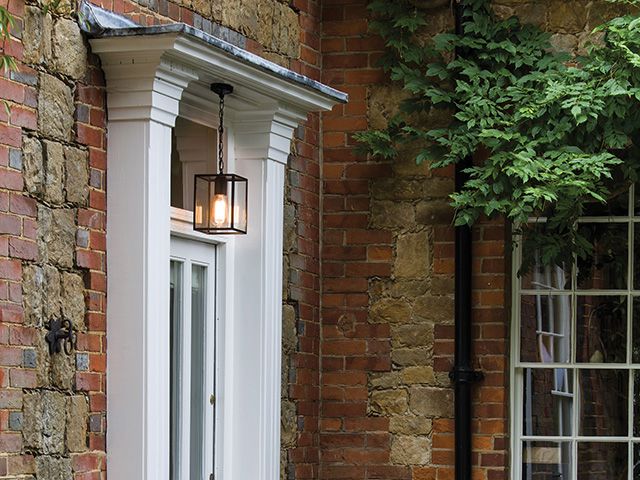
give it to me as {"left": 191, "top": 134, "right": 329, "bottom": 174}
{"left": 45, "top": 318, "right": 76, "bottom": 355}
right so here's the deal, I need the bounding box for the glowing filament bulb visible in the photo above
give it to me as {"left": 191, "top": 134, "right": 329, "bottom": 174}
{"left": 211, "top": 193, "right": 228, "bottom": 227}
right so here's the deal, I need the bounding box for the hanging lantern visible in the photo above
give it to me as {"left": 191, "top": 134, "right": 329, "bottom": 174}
{"left": 193, "top": 83, "right": 248, "bottom": 234}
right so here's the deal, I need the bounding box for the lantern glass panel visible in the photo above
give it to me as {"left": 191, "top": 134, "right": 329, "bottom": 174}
{"left": 193, "top": 174, "right": 248, "bottom": 234}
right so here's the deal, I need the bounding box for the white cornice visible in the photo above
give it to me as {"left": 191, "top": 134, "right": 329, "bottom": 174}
{"left": 89, "top": 33, "right": 343, "bottom": 119}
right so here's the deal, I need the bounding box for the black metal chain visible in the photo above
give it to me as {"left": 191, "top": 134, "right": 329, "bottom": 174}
{"left": 217, "top": 92, "right": 225, "bottom": 175}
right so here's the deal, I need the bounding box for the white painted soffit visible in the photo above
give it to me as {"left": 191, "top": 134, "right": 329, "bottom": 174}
{"left": 80, "top": 1, "right": 348, "bottom": 113}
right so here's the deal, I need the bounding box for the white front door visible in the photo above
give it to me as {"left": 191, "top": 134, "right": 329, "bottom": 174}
{"left": 170, "top": 235, "right": 217, "bottom": 480}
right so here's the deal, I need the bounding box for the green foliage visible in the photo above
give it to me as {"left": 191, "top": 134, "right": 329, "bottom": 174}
{"left": 0, "top": 5, "right": 16, "bottom": 73}
{"left": 356, "top": 0, "right": 640, "bottom": 270}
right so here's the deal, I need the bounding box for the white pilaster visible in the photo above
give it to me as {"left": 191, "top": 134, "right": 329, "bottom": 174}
{"left": 229, "top": 108, "right": 304, "bottom": 480}
{"left": 103, "top": 54, "right": 197, "bottom": 480}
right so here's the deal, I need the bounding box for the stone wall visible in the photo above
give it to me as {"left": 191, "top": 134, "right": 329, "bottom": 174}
{"left": 0, "top": 0, "right": 319, "bottom": 478}
{"left": 0, "top": 0, "right": 107, "bottom": 476}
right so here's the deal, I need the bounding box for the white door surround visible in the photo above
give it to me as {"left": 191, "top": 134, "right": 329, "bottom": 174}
{"left": 88, "top": 15, "right": 346, "bottom": 480}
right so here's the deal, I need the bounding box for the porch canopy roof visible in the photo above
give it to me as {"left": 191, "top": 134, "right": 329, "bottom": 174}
{"left": 80, "top": 0, "right": 347, "bottom": 124}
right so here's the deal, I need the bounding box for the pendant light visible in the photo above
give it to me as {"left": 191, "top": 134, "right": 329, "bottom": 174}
{"left": 193, "top": 83, "right": 248, "bottom": 234}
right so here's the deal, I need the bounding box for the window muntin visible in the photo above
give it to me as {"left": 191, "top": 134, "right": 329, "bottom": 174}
{"left": 512, "top": 185, "right": 640, "bottom": 480}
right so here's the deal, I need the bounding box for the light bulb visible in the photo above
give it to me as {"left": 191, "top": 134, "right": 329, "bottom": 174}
{"left": 211, "top": 194, "right": 228, "bottom": 227}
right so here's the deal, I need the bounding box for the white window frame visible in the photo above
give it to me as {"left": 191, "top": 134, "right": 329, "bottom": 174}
{"left": 91, "top": 30, "right": 343, "bottom": 480}
{"left": 510, "top": 185, "right": 640, "bottom": 480}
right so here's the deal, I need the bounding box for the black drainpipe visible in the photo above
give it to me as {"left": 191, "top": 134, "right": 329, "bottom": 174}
{"left": 450, "top": 2, "right": 483, "bottom": 480}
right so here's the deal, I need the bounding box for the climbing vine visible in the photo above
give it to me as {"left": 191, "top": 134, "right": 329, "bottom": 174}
{"left": 0, "top": 6, "right": 16, "bottom": 73}
{"left": 356, "top": 0, "right": 640, "bottom": 270}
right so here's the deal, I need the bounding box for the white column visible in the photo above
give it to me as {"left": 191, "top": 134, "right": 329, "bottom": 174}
{"left": 228, "top": 108, "right": 305, "bottom": 480}
{"left": 103, "top": 57, "right": 197, "bottom": 480}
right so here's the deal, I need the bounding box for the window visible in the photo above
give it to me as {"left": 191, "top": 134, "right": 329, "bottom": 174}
{"left": 170, "top": 236, "right": 217, "bottom": 480}
{"left": 512, "top": 185, "right": 640, "bottom": 479}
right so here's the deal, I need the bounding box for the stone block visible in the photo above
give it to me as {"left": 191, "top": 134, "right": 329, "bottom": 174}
{"left": 35, "top": 456, "right": 72, "bottom": 480}
{"left": 395, "top": 231, "right": 430, "bottom": 278}
{"left": 272, "top": 1, "right": 300, "bottom": 58}
{"left": 368, "top": 86, "right": 410, "bottom": 130}
{"left": 23, "top": 265, "right": 44, "bottom": 326}
{"left": 43, "top": 264, "right": 61, "bottom": 320}
{"left": 66, "top": 395, "right": 88, "bottom": 452}
{"left": 282, "top": 304, "right": 297, "bottom": 353}
{"left": 23, "top": 391, "right": 66, "bottom": 454}
{"left": 549, "top": 33, "right": 578, "bottom": 53}
{"left": 391, "top": 347, "right": 431, "bottom": 367}
{"left": 52, "top": 18, "right": 87, "bottom": 80}
{"left": 548, "top": 0, "right": 588, "bottom": 33}
{"left": 401, "top": 366, "right": 436, "bottom": 385}
{"left": 23, "top": 136, "right": 44, "bottom": 197}
{"left": 370, "top": 298, "right": 411, "bottom": 324}
{"left": 38, "top": 206, "right": 76, "bottom": 268}
{"left": 390, "top": 435, "right": 430, "bottom": 465}
{"left": 412, "top": 295, "right": 453, "bottom": 324}
{"left": 369, "top": 372, "right": 401, "bottom": 390}
{"left": 42, "top": 140, "right": 65, "bottom": 205}
{"left": 64, "top": 146, "right": 89, "bottom": 204}
{"left": 22, "top": 7, "right": 52, "bottom": 65}
{"left": 369, "top": 389, "right": 408, "bottom": 416}
{"left": 38, "top": 73, "right": 74, "bottom": 141}
{"left": 280, "top": 399, "right": 297, "bottom": 447}
{"left": 51, "top": 350, "right": 75, "bottom": 390}
{"left": 389, "top": 415, "right": 432, "bottom": 435}
{"left": 61, "top": 272, "right": 85, "bottom": 330}
{"left": 415, "top": 200, "right": 453, "bottom": 225}
{"left": 370, "top": 201, "right": 415, "bottom": 229}
{"left": 392, "top": 324, "right": 433, "bottom": 348}
{"left": 409, "top": 387, "right": 453, "bottom": 417}
{"left": 371, "top": 179, "right": 425, "bottom": 201}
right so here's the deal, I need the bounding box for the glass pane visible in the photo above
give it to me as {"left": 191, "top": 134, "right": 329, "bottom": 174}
{"left": 576, "top": 296, "right": 627, "bottom": 364}
{"left": 579, "top": 369, "right": 628, "bottom": 436}
{"left": 521, "top": 295, "right": 572, "bottom": 363}
{"left": 632, "top": 228, "right": 640, "bottom": 290}
{"left": 634, "top": 371, "right": 640, "bottom": 436}
{"left": 521, "top": 225, "right": 571, "bottom": 291}
{"left": 170, "top": 261, "right": 183, "bottom": 480}
{"left": 190, "top": 264, "right": 207, "bottom": 479}
{"left": 577, "top": 223, "right": 628, "bottom": 290}
{"left": 634, "top": 298, "right": 640, "bottom": 363}
{"left": 577, "top": 442, "right": 627, "bottom": 479}
{"left": 522, "top": 369, "right": 573, "bottom": 437}
{"left": 634, "top": 443, "right": 640, "bottom": 478}
{"left": 584, "top": 173, "right": 629, "bottom": 217}
{"left": 522, "top": 441, "right": 571, "bottom": 480}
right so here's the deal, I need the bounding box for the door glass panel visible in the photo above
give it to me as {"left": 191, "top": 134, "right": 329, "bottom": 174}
{"left": 170, "top": 261, "right": 183, "bottom": 480}
{"left": 190, "top": 264, "right": 207, "bottom": 479}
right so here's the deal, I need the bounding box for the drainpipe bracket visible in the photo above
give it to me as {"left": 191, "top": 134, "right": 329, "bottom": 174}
{"left": 449, "top": 367, "right": 483, "bottom": 384}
